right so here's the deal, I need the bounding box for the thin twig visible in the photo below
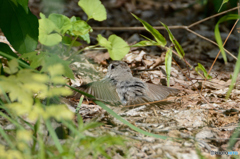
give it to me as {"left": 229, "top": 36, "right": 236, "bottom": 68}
{"left": 201, "top": 18, "right": 240, "bottom": 92}
{"left": 186, "top": 28, "right": 237, "bottom": 60}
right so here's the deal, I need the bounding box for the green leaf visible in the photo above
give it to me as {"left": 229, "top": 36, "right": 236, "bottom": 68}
{"left": 79, "top": 33, "right": 91, "bottom": 44}
{"left": 161, "top": 22, "right": 185, "bottom": 58}
{"left": 43, "top": 54, "right": 74, "bottom": 79}
{"left": 48, "top": 13, "right": 72, "bottom": 34}
{"left": 195, "top": 63, "right": 212, "bottom": 79}
{"left": 214, "top": 14, "right": 240, "bottom": 64}
{"left": 4, "top": 59, "right": 19, "bottom": 74}
{"left": 78, "top": 0, "right": 107, "bottom": 21}
{"left": 132, "top": 14, "right": 167, "bottom": 46}
{"left": 97, "top": 34, "right": 130, "bottom": 60}
{"left": 165, "top": 48, "right": 172, "bottom": 87}
{"left": 97, "top": 34, "right": 111, "bottom": 49}
{"left": 226, "top": 48, "right": 240, "bottom": 98}
{"left": 17, "top": 0, "right": 29, "bottom": 12}
{"left": 131, "top": 40, "right": 159, "bottom": 47}
{"left": 70, "top": 20, "right": 92, "bottom": 36}
{"left": 21, "top": 52, "right": 75, "bottom": 79}
{"left": 39, "top": 15, "right": 62, "bottom": 46}
{"left": 0, "top": 0, "right": 38, "bottom": 53}
{"left": 108, "top": 35, "right": 130, "bottom": 60}
{"left": 20, "top": 51, "right": 44, "bottom": 68}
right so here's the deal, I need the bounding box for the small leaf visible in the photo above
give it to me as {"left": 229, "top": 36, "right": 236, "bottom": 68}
{"left": 21, "top": 52, "right": 75, "bottom": 79}
{"left": 131, "top": 40, "right": 158, "bottom": 47}
{"left": 78, "top": 0, "right": 107, "bottom": 21}
{"left": 42, "top": 54, "right": 75, "bottom": 79}
{"left": 108, "top": 35, "right": 130, "bottom": 60}
{"left": 48, "top": 13, "right": 72, "bottom": 34}
{"left": 46, "top": 104, "right": 74, "bottom": 120}
{"left": 132, "top": 14, "right": 166, "bottom": 46}
{"left": 195, "top": 63, "right": 212, "bottom": 79}
{"left": 97, "top": 34, "right": 129, "bottom": 60}
{"left": 4, "top": 59, "right": 19, "bottom": 74}
{"left": 97, "top": 34, "right": 111, "bottom": 49}
{"left": 20, "top": 51, "right": 46, "bottom": 68}
{"left": 70, "top": 20, "right": 92, "bottom": 36}
{"left": 161, "top": 22, "right": 185, "bottom": 58}
{"left": 79, "top": 33, "right": 91, "bottom": 44}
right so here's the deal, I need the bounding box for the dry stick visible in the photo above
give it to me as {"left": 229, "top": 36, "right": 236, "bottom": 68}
{"left": 92, "top": 6, "right": 239, "bottom": 31}
{"left": 201, "top": 19, "right": 240, "bottom": 93}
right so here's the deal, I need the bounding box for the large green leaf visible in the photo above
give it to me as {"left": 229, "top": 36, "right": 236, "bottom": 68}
{"left": 78, "top": 0, "right": 107, "bottom": 21}
{"left": 0, "top": 0, "right": 38, "bottom": 53}
{"left": 214, "top": 14, "right": 240, "bottom": 64}
{"left": 132, "top": 14, "right": 167, "bottom": 47}
{"left": 0, "top": 43, "right": 18, "bottom": 60}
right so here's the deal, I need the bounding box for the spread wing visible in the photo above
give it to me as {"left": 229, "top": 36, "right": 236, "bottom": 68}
{"left": 125, "top": 83, "right": 179, "bottom": 106}
{"left": 74, "top": 79, "right": 121, "bottom": 105}
{"left": 146, "top": 83, "right": 179, "bottom": 100}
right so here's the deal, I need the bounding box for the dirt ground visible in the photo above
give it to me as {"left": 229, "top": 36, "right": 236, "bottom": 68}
{"left": 29, "top": 0, "right": 240, "bottom": 158}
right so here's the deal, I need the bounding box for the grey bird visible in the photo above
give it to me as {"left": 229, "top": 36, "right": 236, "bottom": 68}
{"left": 76, "top": 61, "right": 179, "bottom": 106}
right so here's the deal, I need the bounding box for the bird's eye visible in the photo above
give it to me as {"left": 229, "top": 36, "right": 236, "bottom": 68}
{"left": 111, "top": 65, "right": 115, "bottom": 69}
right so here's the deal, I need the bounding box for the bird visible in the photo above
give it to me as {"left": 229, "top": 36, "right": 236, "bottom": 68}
{"left": 75, "top": 61, "right": 179, "bottom": 106}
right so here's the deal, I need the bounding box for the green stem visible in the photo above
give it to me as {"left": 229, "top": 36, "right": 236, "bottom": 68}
{"left": 66, "top": 36, "right": 78, "bottom": 55}
{"left": 0, "top": 112, "right": 25, "bottom": 130}
{"left": 45, "top": 119, "right": 63, "bottom": 153}
{"left": 0, "top": 51, "right": 33, "bottom": 69}
{"left": 0, "top": 126, "right": 15, "bottom": 149}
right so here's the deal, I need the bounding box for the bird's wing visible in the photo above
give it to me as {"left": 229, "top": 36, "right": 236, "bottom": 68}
{"left": 126, "top": 83, "right": 179, "bottom": 106}
{"left": 74, "top": 79, "right": 121, "bottom": 105}
{"left": 145, "top": 83, "right": 179, "bottom": 101}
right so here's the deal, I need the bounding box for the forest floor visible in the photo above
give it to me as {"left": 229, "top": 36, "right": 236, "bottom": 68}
{"left": 28, "top": 0, "right": 240, "bottom": 158}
